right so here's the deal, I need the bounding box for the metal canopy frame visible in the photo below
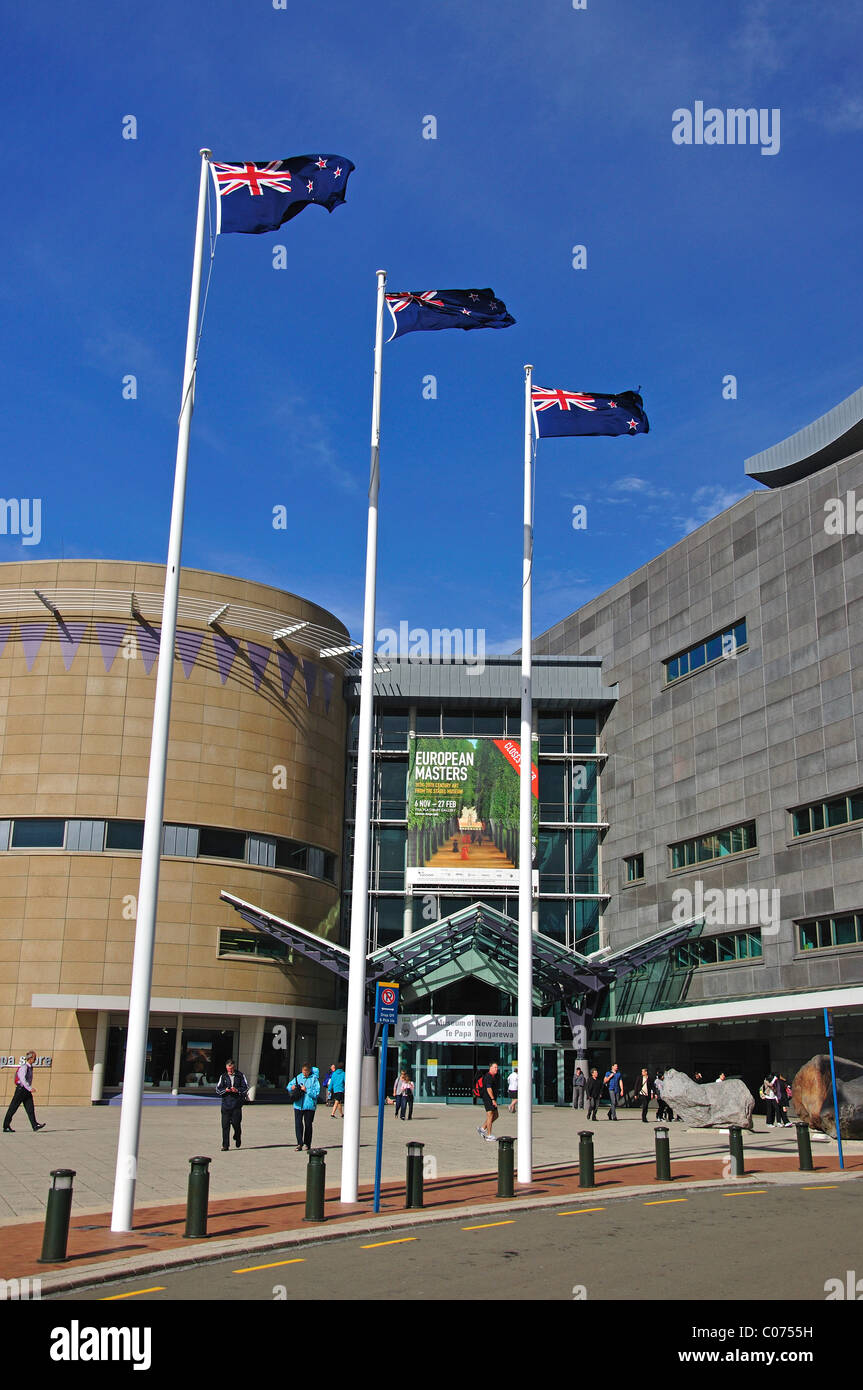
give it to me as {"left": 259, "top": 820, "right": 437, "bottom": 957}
{"left": 220, "top": 891, "right": 703, "bottom": 1038}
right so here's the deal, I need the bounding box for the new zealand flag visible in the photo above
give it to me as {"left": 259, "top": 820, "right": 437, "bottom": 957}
{"left": 531, "top": 387, "right": 649, "bottom": 438}
{"left": 210, "top": 156, "right": 355, "bottom": 235}
{"left": 385, "top": 288, "right": 515, "bottom": 342}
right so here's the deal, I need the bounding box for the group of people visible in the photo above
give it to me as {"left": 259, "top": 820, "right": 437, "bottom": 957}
{"left": 759, "top": 1072, "right": 793, "bottom": 1127}
{"left": 215, "top": 1058, "right": 346, "bottom": 1153}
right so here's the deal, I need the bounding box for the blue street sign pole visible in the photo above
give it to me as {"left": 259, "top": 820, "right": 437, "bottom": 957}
{"left": 373, "top": 1022, "right": 389, "bottom": 1213}
{"left": 373, "top": 982, "right": 399, "bottom": 1213}
{"left": 824, "top": 1008, "right": 844, "bottom": 1171}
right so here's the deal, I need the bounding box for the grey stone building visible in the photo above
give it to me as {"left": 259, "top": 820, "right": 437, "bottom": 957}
{"left": 534, "top": 384, "right": 863, "bottom": 1085}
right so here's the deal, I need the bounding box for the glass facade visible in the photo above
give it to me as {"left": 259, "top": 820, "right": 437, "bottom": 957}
{"left": 674, "top": 930, "right": 762, "bottom": 968}
{"left": 345, "top": 706, "right": 605, "bottom": 955}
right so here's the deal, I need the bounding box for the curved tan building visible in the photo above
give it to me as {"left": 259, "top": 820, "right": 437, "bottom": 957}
{"left": 0, "top": 560, "right": 348, "bottom": 1105}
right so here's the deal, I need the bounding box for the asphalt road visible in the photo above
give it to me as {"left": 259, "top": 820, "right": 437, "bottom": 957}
{"left": 56, "top": 1179, "right": 861, "bottom": 1303}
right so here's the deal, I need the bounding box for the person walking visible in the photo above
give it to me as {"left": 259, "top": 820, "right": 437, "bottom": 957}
{"left": 636, "top": 1068, "right": 652, "bottom": 1122}
{"left": 585, "top": 1067, "right": 602, "bottom": 1121}
{"left": 604, "top": 1063, "right": 623, "bottom": 1120}
{"left": 572, "top": 1067, "right": 586, "bottom": 1110}
{"left": 506, "top": 1065, "right": 519, "bottom": 1113}
{"left": 329, "top": 1062, "right": 345, "bottom": 1118}
{"left": 3, "top": 1051, "right": 46, "bottom": 1133}
{"left": 288, "top": 1062, "right": 320, "bottom": 1151}
{"left": 215, "top": 1059, "right": 248, "bottom": 1150}
{"left": 476, "top": 1061, "right": 500, "bottom": 1142}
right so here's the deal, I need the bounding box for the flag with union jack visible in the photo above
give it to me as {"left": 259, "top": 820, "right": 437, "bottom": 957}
{"left": 531, "top": 386, "right": 649, "bottom": 438}
{"left": 385, "top": 288, "right": 515, "bottom": 342}
{"left": 209, "top": 155, "right": 355, "bottom": 234}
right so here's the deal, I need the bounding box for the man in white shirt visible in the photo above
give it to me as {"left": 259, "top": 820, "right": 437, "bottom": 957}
{"left": 3, "top": 1051, "right": 46, "bottom": 1133}
{"left": 507, "top": 1066, "right": 518, "bottom": 1113}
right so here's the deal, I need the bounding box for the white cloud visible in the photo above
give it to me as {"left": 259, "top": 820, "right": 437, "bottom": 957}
{"left": 675, "top": 484, "right": 752, "bottom": 537}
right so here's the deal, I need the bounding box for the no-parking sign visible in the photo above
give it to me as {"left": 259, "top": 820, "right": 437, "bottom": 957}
{"left": 375, "top": 982, "right": 400, "bottom": 1026}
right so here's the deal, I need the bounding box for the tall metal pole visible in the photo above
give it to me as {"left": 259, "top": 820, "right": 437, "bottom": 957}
{"left": 341, "top": 269, "right": 387, "bottom": 1204}
{"left": 517, "top": 363, "right": 534, "bottom": 1183}
{"left": 111, "top": 149, "right": 212, "bottom": 1232}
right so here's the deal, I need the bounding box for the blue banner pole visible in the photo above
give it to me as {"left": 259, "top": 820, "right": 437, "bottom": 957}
{"left": 824, "top": 1008, "right": 844, "bottom": 1171}
{"left": 373, "top": 1022, "right": 389, "bottom": 1213}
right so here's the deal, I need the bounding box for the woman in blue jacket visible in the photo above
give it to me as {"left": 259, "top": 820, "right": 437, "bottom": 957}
{"left": 288, "top": 1063, "right": 320, "bottom": 1150}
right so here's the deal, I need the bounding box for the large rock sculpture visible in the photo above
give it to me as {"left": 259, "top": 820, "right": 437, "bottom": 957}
{"left": 656, "top": 1069, "right": 755, "bottom": 1128}
{"left": 792, "top": 1055, "right": 863, "bottom": 1139}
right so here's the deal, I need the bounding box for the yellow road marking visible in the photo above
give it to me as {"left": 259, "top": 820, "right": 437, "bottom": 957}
{"left": 361, "top": 1237, "right": 418, "bottom": 1249}
{"left": 723, "top": 1190, "right": 767, "bottom": 1197}
{"left": 462, "top": 1220, "right": 516, "bottom": 1230}
{"left": 101, "top": 1287, "right": 166, "bottom": 1300}
{"left": 644, "top": 1198, "right": 688, "bottom": 1205}
{"left": 557, "top": 1207, "right": 606, "bottom": 1216}
{"left": 802, "top": 1184, "right": 839, "bottom": 1190}
{"left": 233, "top": 1258, "right": 306, "bottom": 1273}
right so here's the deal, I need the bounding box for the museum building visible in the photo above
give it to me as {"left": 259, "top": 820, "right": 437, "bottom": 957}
{"left": 4, "top": 386, "right": 863, "bottom": 1107}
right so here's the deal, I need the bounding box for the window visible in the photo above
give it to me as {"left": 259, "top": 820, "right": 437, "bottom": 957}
{"left": 798, "top": 913, "right": 863, "bottom": 951}
{"left": 162, "top": 824, "right": 199, "bottom": 857}
{"left": 66, "top": 819, "right": 105, "bottom": 852}
{"left": 625, "top": 853, "right": 644, "bottom": 883}
{"left": 10, "top": 819, "right": 65, "bottom": 849}
{"left": 219, "top": 929, "right": 289, "bottom": 961}
{"left": 670, "top": 821, "right": 756, "bottom": 870}
{"left": 199, "top": 827, "right": 246, "bottom": 860}
{"left": 105, "top": 820, "right": 144, "bottom": 851}
{"left": 379, "top": 761, "right": 407, "bottom": 819}
{"left": 275, "top": 839, "right": 308, "bottom": 873}
{"left": 791, "top": 791, "right": 863, "bottom": 838}
{"left": 664, "top": 619, "right": 747, "bottom": 686}
{"left": 674, "top": 929, "right": 762, "bottom": 968}
{"left": 378, "top": 713, "right": 409, "bottom": 750}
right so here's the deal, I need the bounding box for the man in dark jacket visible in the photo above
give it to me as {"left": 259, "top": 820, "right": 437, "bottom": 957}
{"left": 585, "top": 1067, "right": 603, "bottom": 1121}
{"left": 216, "top": 1059, "right": 249, "bottom": 1151}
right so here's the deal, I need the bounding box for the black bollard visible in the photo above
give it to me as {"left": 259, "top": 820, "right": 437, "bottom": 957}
{"left": 406, "top": 1141, "right": 424, "bottom": 1209}
{"left": 39, "top": 1169, "right": 76, "bottom": 1263}
{"left": 304, "top": 1148, "right": 327, "bottom": 1223}
{"left": 795, "top": 1122, "right": 814, "bottom": 1172}
{"left": 728, "top": 1125, "right": 745, "bottom": 1178}
{"left": 497, "top": 1135, "right": 515, "bottom": 1199}
{"left": 184, "top": 1155, "right": 211, "bottom": 1237}
{"left": 654, "top": 1125, "right": 671, "bottom": 1181}
{"left": 578, "top": 1130, "right": 595, "bottom": 1188}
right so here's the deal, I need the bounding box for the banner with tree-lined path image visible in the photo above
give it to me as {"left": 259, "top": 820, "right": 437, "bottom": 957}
{"left": 406, "top": 737, "right": 538, "bottom": 888}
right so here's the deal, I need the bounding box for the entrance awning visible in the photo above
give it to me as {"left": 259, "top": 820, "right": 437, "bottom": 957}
{"left": 219, "top": 891, "right": 701, "bottom": 1021}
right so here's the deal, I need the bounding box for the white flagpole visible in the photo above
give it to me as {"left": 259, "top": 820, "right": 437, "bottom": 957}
{"left": 517, "top": 363, "right": 534, "bottom": 1183}
{"left": 341, "top": 268, "right": 387, "bottom": 1204}
{"left": 111, "top": 148, "right": 212, "bottom": 1232}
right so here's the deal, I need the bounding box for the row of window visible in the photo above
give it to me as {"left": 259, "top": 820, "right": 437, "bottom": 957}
{"left": 0, "top": 818, "right": 337, "bottom": 883}
{"left": 664, "top": 619, "right": 747, "bottom": 686}
{"left": 792, "top": 791, "right": 863, "bottom": 838}
{"left": 670, "top": 821, "right": 756, "bottom": 870}
{"left": 673, "top": 916, "right": 863, "bottom": 964}
{"left": 675, "top": 929, "right": 763, "bottom": 969}
{"left": 799, "top": 913, "right": 863, "bottom": 951}
{"left": 350, "top": 710, "right": 598, "bottom": 754}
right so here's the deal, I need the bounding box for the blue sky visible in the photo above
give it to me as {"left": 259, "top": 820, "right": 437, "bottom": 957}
{"left": 2, "top": 0, "right": 862, "bottom": 649}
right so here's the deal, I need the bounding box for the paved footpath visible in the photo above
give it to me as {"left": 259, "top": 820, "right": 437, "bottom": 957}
{"left": 2, "top": 1100, "right": 859, "bottom": 1293}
